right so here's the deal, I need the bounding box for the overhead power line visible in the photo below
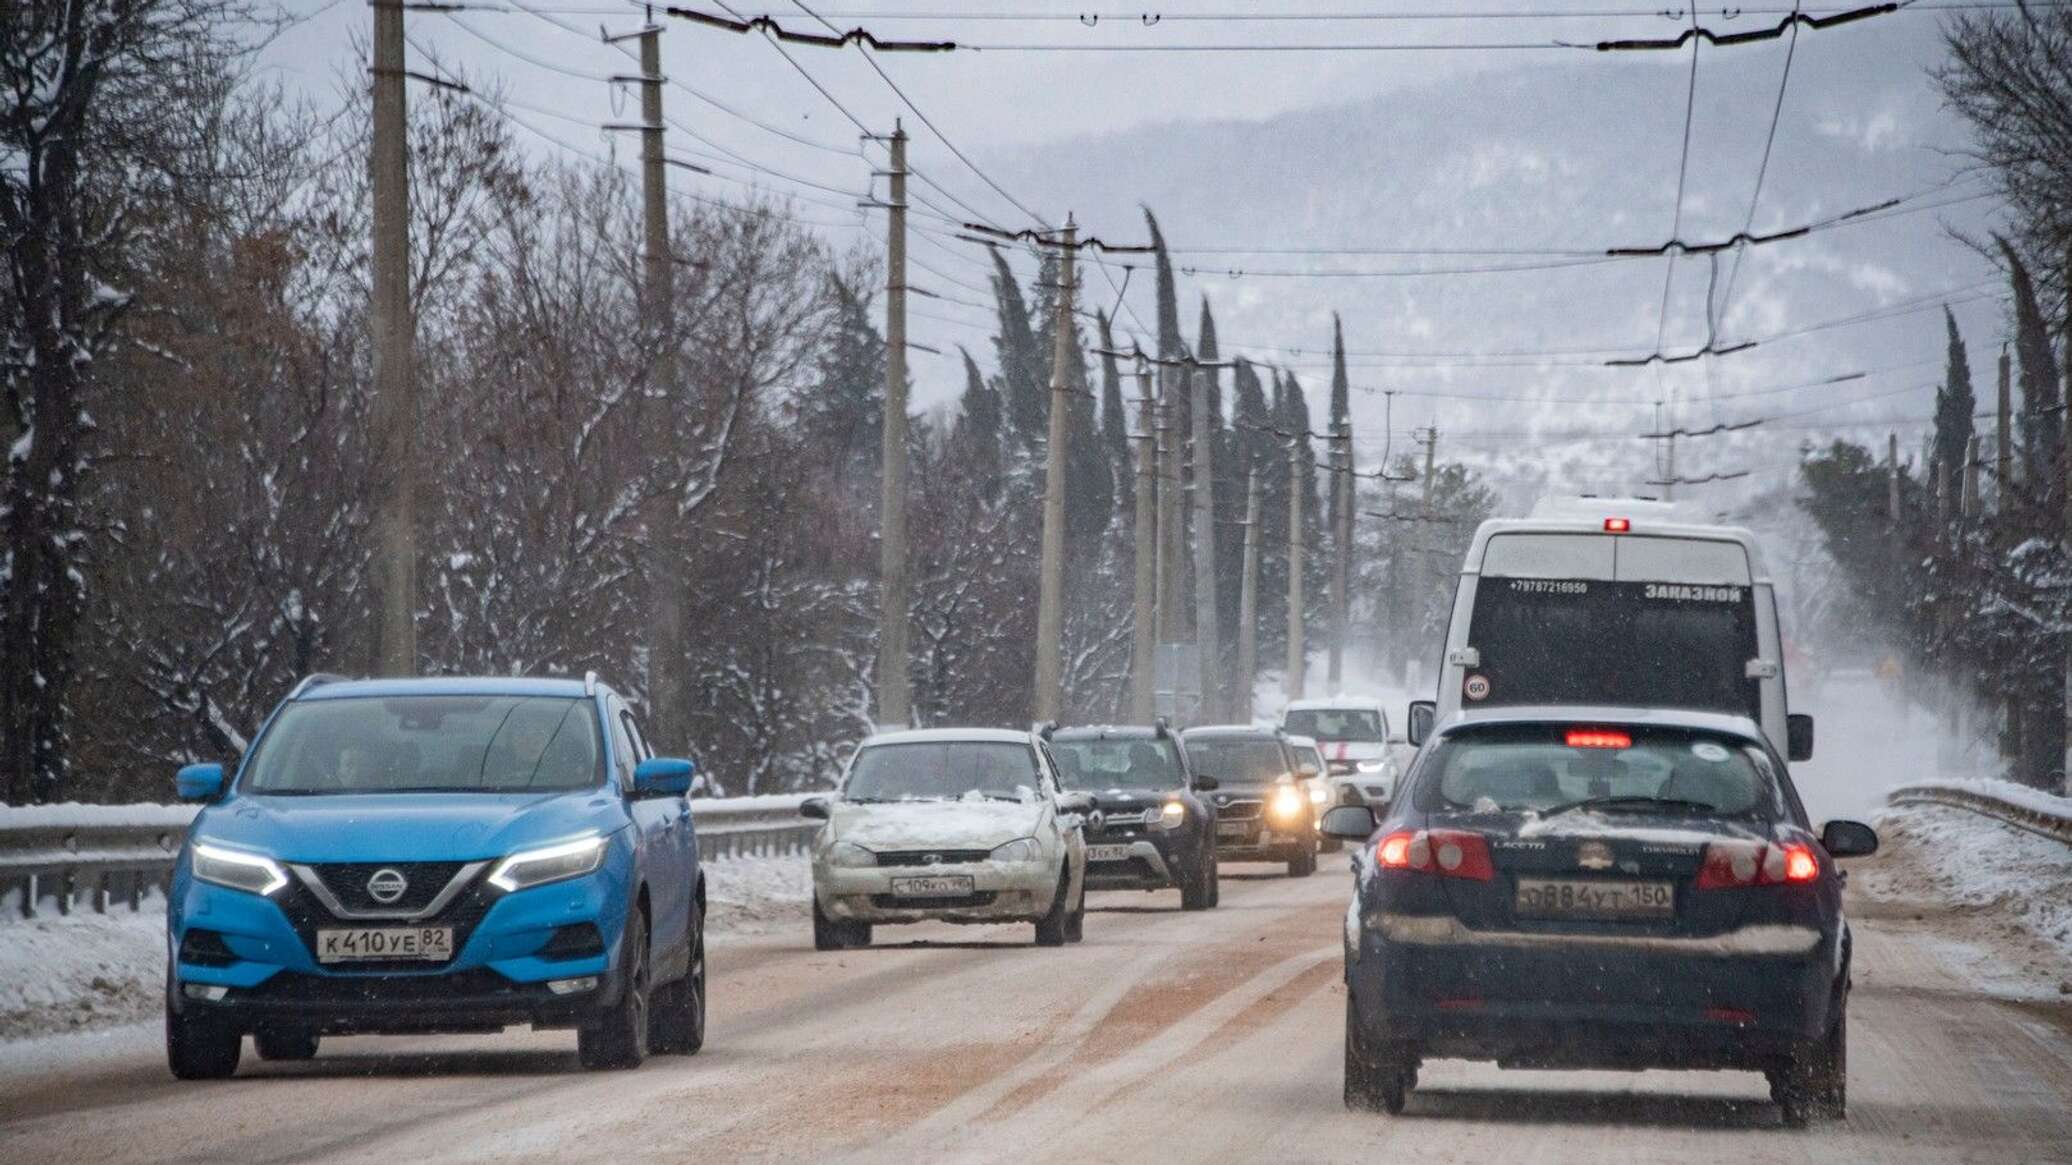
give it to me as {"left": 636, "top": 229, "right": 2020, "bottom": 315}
{"left": 1582, "top": 3, "right": 1897, "bottom": 51}
{"left": 661, "top": 5, "right": 955, "bottom": 49}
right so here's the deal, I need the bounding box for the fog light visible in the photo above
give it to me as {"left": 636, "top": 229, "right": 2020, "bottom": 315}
{"left": 182, "top": 984, "right": 229, "bottom": 1002}
{"left": 547, "top": 976, "right": 599, "bottom": 996}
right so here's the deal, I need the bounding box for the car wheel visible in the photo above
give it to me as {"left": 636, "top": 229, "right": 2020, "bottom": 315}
{"left": 1289, "top": 845, "right": 1317, "bottom": 878}
{"left": 165, "top": 966, "right": 241, "bottom": 1080}
{"left": 812, "top": 895, "right": 870, "bottom": 951}
{"left": 252, "top": 1026, "right": 319, "bottom": 1062}
{"left": 650, "top": 904, "right": 705, "bottom": 1055}
{"left": 579, "top": 908, "right": 651, "bottom": 1070}
{"left": 1343, "top": 996, "right": 1410, "bottom": 1115}
{"left": 1206, "top": 848, "right": 1220, "bottom": 908}
{"left": 1064, "top": 876, "right": 1086, "bottom": 943}
{"left": 1034, "top": 870, "right": 1072, "bottom": 947}
{"left": 1771, "top": 989, "right": 1847, "bottom": 1126}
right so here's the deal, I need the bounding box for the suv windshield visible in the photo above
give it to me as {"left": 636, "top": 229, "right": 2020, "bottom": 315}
{"left": 1417, "top": 724, "right": 1774, "bottom": 818}
{"left": 243, "top": 696, "right": 602, "bottom": 794}
{"left": 1183, "top": 738, "right": 1289, "bottom": 785}
{"left": 1050, "top": 737, "right": 1183, "bottom": 790}
{"left": 845, "top": 742, "right": 1040, "bottom": 802}
{"left": 1283, "top": 709, "right": 1384, "bottom": 743}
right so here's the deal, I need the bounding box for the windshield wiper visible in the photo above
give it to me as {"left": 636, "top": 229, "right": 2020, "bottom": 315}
{"left": 1537, "top": 795, "right": 1718, "bottom": 819}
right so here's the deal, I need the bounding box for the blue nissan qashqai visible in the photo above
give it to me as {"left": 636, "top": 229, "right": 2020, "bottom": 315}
{"left": 165, "top": 673, "right": 706, "bottom": 1078}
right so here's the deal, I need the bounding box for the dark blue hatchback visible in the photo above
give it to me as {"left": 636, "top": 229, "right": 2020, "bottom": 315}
{"left": 1324, "top": 707, "right": 1878, "bottom": 1126}
{"left": 165, "top": 674, "right": 706, "bottom": 1077}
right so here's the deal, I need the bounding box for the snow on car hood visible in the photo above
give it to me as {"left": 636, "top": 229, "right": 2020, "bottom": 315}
{"left": 830, "top": 796, "right": 1044, "bottom": 851}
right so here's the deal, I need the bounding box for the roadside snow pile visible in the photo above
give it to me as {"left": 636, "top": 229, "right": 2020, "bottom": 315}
{"left": 1859, "top": 802, "right": 2072, "bottom": 997}
{"left": 705, "top": 853, "right": 811, "bottom": 935}
{"left": 0, "top": 911, "right": 165, "bottom": 1041}
{"left": 1889, "top": 776, "right": 2072, "bottom": 820}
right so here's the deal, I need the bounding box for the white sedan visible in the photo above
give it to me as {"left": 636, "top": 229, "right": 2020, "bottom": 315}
{"left": 800, "top": 728, "right": 1093, "bottom": 949}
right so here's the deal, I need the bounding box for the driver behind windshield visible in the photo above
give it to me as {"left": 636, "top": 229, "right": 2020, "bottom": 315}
{"left": 1047, "top": 739, "right": 1182, "bottom": 791}
{"left": 844, "top": 742, "right": 1040, "bottom": 802}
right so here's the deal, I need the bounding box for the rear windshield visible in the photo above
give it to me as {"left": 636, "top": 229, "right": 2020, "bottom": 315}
{"left": 1050, "top": 738, "right": 1184, "bottom": 790}
{"left": 1416, "top": 725, "right": 1775, "bottom": 818}
{"left": 243, "top": 696, "right": 602, "bottom": 794}
{"left": 845, "top": 742, "right": 1040, "bottom": 802}
{"left": 1283, "top": 708, "right": 1384, "bottom": 742}
{"left": 1466, "top": 579, "right": 1759, "bottom": 716}
{"left": 1183, "top": 738, "right": 1289, "bottom": 785}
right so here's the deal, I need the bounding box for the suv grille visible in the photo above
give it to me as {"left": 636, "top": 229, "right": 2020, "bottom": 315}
{"left": 303, "top": 861, "right": 471, "bottom": 914}
{"left": 275, "top": 874, "right": 493, "bottom": 974}
{"left": 873, "top": 849, "right": 991, "bottom": 867}
{"left": 1217, "top": 800, "right": 1263, "bottom": 821}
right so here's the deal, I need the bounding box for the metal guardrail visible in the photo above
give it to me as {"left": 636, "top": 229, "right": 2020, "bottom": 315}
{"left": 0, "top": 798, "right": 821, "bottom": 919}
{"left": 1886, "top": 782, "right": 2072, "bottom": 846}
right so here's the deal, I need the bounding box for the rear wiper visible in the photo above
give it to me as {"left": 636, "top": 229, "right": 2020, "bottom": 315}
{"left": 1537, "top": 795, "right": 1717, "bottom": 819}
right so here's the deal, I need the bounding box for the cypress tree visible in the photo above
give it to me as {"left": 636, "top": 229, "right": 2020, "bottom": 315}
{"left": 1097, "top": 310, "right": 1131, "bottom": 511}
{"left": 989, "top": 249, "right": 1046, "bottom": 447}
{"left": 1933, "top": 307, "right": 1975, "bottom": 515}
{"left": 1999, "top": 237, "right": 2061, "bottom": 490}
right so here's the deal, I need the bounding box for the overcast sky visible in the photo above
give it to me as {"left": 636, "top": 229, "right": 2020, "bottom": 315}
{"left": 259, "top": 1, "right": 2008, "bottom": 507}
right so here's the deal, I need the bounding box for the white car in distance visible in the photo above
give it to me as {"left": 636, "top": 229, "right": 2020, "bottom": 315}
{"left": 800, "top": 728, "right": 1094, "bottom": 950}
{"left": 1281, "top": 697, "right": 1410, "bottom": 811}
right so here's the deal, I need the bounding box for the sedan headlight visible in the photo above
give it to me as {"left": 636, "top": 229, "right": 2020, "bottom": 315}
{"left": 825, "top": 841, "right": 876, "bottom": 868}
{"left": 1356, "top": 760, "right": 1387, "bottom": 774}
{"left": 1306, "top": 781, "right": 1331, "bottom": 806}
{"left": 1270, "top": 786, "right": 1307, "bottom": 820}
{"left": 992, "top": 838, "right": 1042, "bottom": 863}
{"left": 487, "top": 835, "right": 607, "bottom": 892}
{"left": 191, "top": 843, "right": 288, "bottom": 897}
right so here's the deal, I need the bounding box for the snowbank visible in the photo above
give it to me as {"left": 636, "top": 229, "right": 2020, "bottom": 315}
{"left": 0, "top": 853, "right": 812, "bottom": 1042}
{"left": 1859, "top": 802, "right": 2072, "bottom": 999}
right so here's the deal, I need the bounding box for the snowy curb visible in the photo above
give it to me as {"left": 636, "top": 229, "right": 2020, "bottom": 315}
{"left": 1886, "top": 781, "right": 2072, "bottom": 846}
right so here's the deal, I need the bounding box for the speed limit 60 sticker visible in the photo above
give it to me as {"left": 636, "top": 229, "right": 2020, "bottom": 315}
{"left": 1463, "top": 674, "right": 1491, "bottom": 701}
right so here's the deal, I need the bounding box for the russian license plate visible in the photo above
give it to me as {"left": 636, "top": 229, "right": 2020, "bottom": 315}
{"left": 316, "top": 926, "right": 454, "bottom": 963}
{"left": 1086, "top": 844, "right": 1133, "bottom": 863}
{"left": 1515, "top": 878, "right": 1673, "bottom": 920}
{"left": 890, "top": 875, "right": 973, "bottom": 897}
{"left": 1216, "top": 821, "right": 1249, "bottom": 839}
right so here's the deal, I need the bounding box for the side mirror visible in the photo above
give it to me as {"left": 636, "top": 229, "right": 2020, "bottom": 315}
{"left": 1320, "top": 804, "right": 1378, "bottom": 840}
{"left": 1787, "top": 713, "right": 1815, "bottom": 762}
{"left": 1192, "top": 774, "right": 1219, "bottom": 792}
{"left": 632, "top": 757, "right": 695, "bottom": 798}
{"left": 1407, "top": 701, "right": 1437, "bottom": 748}
{"left": 175, "top": 763, "right": 226, "bottom": 803}
{"left": 1820, "top": 819, "right": 1878, "bottom": 858}
{"left": 798, "top": 797, "right": 830, "bottom": 821}
{"left": 1056, "top": 791, "right": 1097, "bottom": 815}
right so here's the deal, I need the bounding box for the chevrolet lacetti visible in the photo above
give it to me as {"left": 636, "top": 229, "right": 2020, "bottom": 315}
{"left": 1325, "top": 706, "right": 1878, "bottom": 1126}
{"left": 164, "top": 674, "right": 707, "bottom": 1077}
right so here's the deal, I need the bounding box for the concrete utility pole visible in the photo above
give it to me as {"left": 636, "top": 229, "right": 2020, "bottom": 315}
{"left": 1963, "top": 434, "right": 1981, "bottom": 521}
{"left": 1237, "top": 468, "right": 1261, "bottom": 709}
{"left": 1328, "top": 424, "right": 1351, "bottom": 691}
{"left": 635, "top": 22, "right": 685, "bottom": 746}
{"left": 1286, "top": 439, "right": 1306, "bottom": 702}
{"left": 875, "top": 124, "right": 912, "bottom": 729}
{"left": 1887, "top": 433, "right": 1901, "bottom": 524}
{"left": 1189, "top": 364, "right": 1222, "bottom": 722}
{"left": 1422, "top": 428, "right": 1439, "bottom": 521}
{"left": 1997, "top": 345, "right": 2013, "bottom": 511}
{"left": 1130, "top": 357, "right": 1159, "bottom": 723}
{"left": 1032, "top": 216, "right": 1077, "bottom": 724}
{"left": 370, "top": 0, "right": 416, "bottom": 676}
{"left": 1158, "top": 364, "right": 1187, "bottom": 645}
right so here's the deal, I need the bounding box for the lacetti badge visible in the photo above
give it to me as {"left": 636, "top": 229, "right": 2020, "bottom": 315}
{"left": 366, "top": 868, "right": 409, "bottom": 904}
{"left": 1576, "top": 842, "right": 1615, "bottom": 871}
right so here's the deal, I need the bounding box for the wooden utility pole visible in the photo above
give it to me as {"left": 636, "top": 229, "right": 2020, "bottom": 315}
{"left": 1998, "top": 344, "right": 2013, "bottom": 511}
{"left": 1328, "top": 424, "right": 1351, "bottom": 690}
{"left": 1189, "top": 364, "right": 1222, "bottom": 722}
{"left": 1130, "top": 356, "right": 1158, "bottom": 722}
{"left": 1238, "top": 468, "right": 1261, "bottom": 709}
{"left": 876, "top": 125, "right": 912, "bottom": 729}
{"left": 1963, "top": 434, "right": 1981, "bottom": 521}
{"left": 1032, "top": 217, "right": 1077, "bottom": 723}
{"left": 635, "top": 22, "right": 685, "bottom": 745}
{"left": 370, "top": 0, "right": 416, "bottom": 676}
{"left": 1286, "top": 439, "right": 1306, "bottom": 702}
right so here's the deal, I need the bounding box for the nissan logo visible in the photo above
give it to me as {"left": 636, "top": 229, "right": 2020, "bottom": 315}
{"left": 366, "top": 868, "right": 409, "bottom": 904}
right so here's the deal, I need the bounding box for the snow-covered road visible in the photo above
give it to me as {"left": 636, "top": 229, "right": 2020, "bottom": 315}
{"left": 2, "top": 843, "right": 2068, "bottom": 1164}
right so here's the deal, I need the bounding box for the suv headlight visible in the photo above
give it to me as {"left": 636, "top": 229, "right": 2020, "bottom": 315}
{"left": 1270, "top": 786, "right": 1307, "bottom": 820}
{"left": 825, "top": 842, "right": 876, "bottom": 868}
{"left": 487, "top": 836, "right": 607, "bottom": 892}
{"left": 1153, "top": 800, "right": 1186, "bottom": 829}
{"left": 992, "top": 838, "right": 1041, "bottom": 863}
{"left": 1356, "top": 760, "right": 1387, "bottom": 774}
{"left": 191, "top": 843, "right": 289, "bottom": 896}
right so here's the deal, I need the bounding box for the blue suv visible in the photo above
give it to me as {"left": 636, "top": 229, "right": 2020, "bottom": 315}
{"left": 165, "top": 673, "right": 705, "bottom": 1077}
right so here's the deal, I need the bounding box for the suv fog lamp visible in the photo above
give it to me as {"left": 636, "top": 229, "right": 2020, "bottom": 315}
{"left": 182, "top": 984, "right": 229, "bottom": 1002}
{"left": 547, "top": 976, "right": 599, "bottom": 996}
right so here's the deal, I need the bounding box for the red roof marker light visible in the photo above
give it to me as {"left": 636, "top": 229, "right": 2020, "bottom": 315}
{"left": 1604, "top": 517, "right": 1631, "bottom": 533}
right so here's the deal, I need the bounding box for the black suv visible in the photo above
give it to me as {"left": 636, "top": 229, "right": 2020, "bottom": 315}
{"left": 1179, "top": 725, "right": 1317, "bottom": 878}
{"left": 1047, "top": 724, "right": 1221, "bottom": 910}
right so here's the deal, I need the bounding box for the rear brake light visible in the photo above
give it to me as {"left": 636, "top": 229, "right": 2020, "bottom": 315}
{"left": 1565, "top": 729, "right": 1632, "bottom": 750}
{"left": 1373, "top": 828, "right": 1493, "bottom": 881}
{"left": 1604, "top": 517, "right": 1631, "bottom": 533}
{"left": 1696, "top": 840, "right": 1821, "bottom": 889}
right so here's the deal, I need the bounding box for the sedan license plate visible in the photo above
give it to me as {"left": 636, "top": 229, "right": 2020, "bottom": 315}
{"left": 316, "top": 926, "right": 454, "bottom": 963}
{"left": 1086, "top": 844, "right": 1133, "bottom": 863}
{"left": 890, "top": 875, "right": 973, "bottom": 897}
{"left": 1514, "top": 878, "right": 1673, "bottom": 920}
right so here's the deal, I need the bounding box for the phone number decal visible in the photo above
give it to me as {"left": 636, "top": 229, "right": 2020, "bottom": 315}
{"left": 1507, "top": 579, "right": 1589, "bottom": 595}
